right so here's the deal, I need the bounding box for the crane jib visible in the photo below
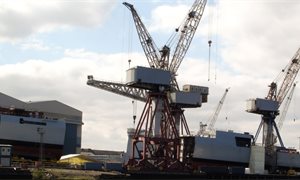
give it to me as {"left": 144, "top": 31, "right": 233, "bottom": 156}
{"left": 123, "top": 0, "right": 207, "bottom": 77}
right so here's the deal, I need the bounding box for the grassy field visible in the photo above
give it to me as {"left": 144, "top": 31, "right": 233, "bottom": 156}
{"left": 31, "top": 168, "right": 123, "bottom": 180}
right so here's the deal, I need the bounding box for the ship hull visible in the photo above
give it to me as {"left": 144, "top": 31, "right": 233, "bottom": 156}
{"left": 193, "top": 131, "right": 252, "bottom": 166}
{"left": 192, "top": 130, "right": 300, "bottom": 171}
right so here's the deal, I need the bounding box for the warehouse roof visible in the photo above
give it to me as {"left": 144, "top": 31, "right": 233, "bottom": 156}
{"left": 27, "top": 100, "right": 82, "bottom": 117}
{"left": 0, "top": 92, "right": 27, "bottom": 109}
{"left": 0, "top": 91, "right": 82, "bottom": 124}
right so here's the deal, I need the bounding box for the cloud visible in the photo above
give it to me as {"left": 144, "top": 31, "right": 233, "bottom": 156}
{"left": 0, "top": 49, "right": 148, "bottom": 151}
{"left": 215, "top": 0, "right": 300, "bottom": 76}
{"left": 1, "top": 0, "right": 300, "bottom": 152}
{"left": 20, "top": 39, "right": 50, "bottom": 51}
{"left": 148, "top": 3, "right": 189, "bottom": 33}
{"left": 0, "top": 46, "right": 299, "bottom": 151}
{"left": 147, "top": 0, "right": 300, "bottom": 77}
{"left": 0, "top": 0, "right": 117, "bottom": 42}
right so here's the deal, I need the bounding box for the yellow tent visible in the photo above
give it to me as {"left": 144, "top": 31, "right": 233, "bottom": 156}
{"left": 58, "top": 154, "right": 98, "bottom": 165}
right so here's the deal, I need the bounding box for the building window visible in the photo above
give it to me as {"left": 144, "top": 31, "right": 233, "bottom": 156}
{"left": 235, "top": 137, "right": 251, "bottom": 148}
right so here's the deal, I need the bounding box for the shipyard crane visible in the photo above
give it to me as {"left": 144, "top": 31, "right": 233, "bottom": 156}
{"left": 87, "top": 0, "right": 207, "bottom": 172}
{"left": 277, "top": 83, "right": 297, "bottom": 131}
{"left": 206, "top": 87, "right": 230, "bottom": 133}
{"left": 198, "top": 87, "right": 230, "bottom": 136}
{"left": 247, "top": 47, "right": 300, "bottom": 172}
{"left": 123, "top": 0, "right": 206, "bottom": 90}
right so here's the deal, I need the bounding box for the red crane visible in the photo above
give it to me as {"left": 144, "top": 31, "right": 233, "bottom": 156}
{"left": 88, "top": 0, "right": 207, "bottom": 172}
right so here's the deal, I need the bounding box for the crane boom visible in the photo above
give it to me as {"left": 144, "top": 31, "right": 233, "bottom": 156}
{"left": 266, "top": 48, "right": 300, "bottom": 105}
{"left": 207, "top": 88, "right": 230, "bottom": 132}
{"left": 277, "top": 83, "right": 297, "bottom": 130}
{"left": 169, "top": 0, "right": 206, "bottom": 73}
{"left": 123, "top": 2, "right": 161, "bottom": 69}
{"left": 276, "top": 48, "right": 300, "bottom": 105}
{"left": 87, "top": 76, "right": 147, "bottom": 102}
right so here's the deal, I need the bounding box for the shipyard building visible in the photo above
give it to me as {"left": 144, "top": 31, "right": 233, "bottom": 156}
{"left": 0, "top": 92, "right": 83, "bottom": 160}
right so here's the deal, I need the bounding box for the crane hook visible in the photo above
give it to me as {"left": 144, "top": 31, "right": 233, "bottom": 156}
{"left": 208, "top": 40, "right": 212, "bottom": 81}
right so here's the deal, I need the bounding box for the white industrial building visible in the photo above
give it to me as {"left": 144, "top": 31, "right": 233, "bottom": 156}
{"left": 0, "top": 92, "right": 83, "bottom": 159}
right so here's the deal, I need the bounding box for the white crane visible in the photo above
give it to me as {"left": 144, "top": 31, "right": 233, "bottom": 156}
{"left": 247, "top": 47, "right": 300, "bottom": 172}
{"left": 248, "top": 48, "right": 300, "bottom": 149}
{"left": 198, "top": 87, "right": 230, "bottom": 136}
{"left": 207, "top": 87, "right": 230, "bottom": 133}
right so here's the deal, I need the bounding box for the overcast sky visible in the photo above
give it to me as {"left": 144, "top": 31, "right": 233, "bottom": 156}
{"left": 0, "top": 0, "right": 300, "bottom": 152}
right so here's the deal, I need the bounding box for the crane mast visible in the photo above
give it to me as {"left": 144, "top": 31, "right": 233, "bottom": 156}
{"left": 207, "top": 88, "right": 230, "bottom": 132}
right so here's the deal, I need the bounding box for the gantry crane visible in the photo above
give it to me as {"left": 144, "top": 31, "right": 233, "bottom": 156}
{"left": 246, "top": 47, "right": 300, "bottom": 172}
{"left": 87, "top": 0, "right": 207, "bottom": 172}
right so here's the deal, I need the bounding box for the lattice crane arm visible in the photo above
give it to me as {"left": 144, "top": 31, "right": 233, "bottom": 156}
{"left": 266, "top": 48, "right": 300, "bottom": 106}
{"left": 169, "top": 0, "right": 207, "bottom": 73}
{"left": 277, "top": 48, "right": 300, "bottom": 105}
{"left": 123, "top": 2, "right": 161, "bottom": 68}
{"left": 207, "top": 87, "right": 230, "bottom": 131}
{"left": 277, "top": 83, "right": 297, "bottom": 130}
{"left": 87, "top": 76, "right": 147, "bottom": 102}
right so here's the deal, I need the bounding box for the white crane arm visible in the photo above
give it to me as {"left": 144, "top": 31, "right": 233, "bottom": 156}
{"left": 87, "top": 76, "right": 147, "bottom": 102}
{"left": 123, "top": 2, "right": 161, "bottom": 68}
{"left": 266, "top": 48, "right": 300, "bottom": 105}
{"left": 169, "top": 0, "right": 206, "bottom": 74}
{"left": 277, "top": 48, "right": 300, "bottom": 105}
{"left": 207, "top": 88, "right": 230, "bottom": 131}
